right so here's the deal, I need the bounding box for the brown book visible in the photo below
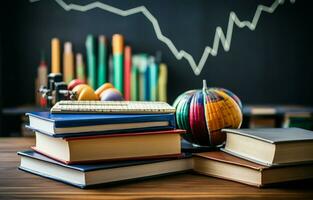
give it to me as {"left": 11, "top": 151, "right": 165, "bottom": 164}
{"left": 33, "top": 129, "right": 184, "bottom": 164}
{"left": 193, "top": 151, "right": 313, "bottom": 187}
{"left": 249, "top": 117, "right": 276, "bottom": 128}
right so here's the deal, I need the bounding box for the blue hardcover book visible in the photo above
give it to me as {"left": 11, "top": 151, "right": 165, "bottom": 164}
{"left": 18, "top": 150, "right": 192, "bottom": 188}
{"left": 26, "top": 112, "right": 176, "bottom": 137}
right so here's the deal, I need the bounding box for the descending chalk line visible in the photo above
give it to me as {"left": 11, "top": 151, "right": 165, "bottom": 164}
{"left": 31, "top": 0, "right": 295, "bottom": 75}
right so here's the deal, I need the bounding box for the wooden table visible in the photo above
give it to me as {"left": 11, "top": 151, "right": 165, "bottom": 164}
{"left": 1, "top": 138, "right": 313, "bottom": 199}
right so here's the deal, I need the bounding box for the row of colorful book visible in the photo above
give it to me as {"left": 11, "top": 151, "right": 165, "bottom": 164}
{"left": 35, "top": 34, "right": 168, "bottom": 106}
{"left": 18, "top": 109, "right": 192, "bottom": 188}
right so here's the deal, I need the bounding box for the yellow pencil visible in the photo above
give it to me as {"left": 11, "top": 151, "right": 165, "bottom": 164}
{"left": 51, "top": 38, "right": 61, "bottom": 73}
{"left": 158, "top": 63, "right": 168, "bottom": 102}
{"left": 63, "top": 42, "right": 74, "bottom": 83}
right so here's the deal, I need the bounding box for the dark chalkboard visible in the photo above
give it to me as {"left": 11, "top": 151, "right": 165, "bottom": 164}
{"left": 1, "top": 0, "right": 312, "bottom": 107}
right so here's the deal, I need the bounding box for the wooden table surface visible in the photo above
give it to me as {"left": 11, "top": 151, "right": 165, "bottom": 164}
{"left": 1, "top": 138, "right": 313, "bottom": 200}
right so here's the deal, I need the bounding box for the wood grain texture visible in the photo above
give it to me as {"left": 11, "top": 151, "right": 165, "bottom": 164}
{"left": 1, "top": 137, "right": 313, "bottom": 200}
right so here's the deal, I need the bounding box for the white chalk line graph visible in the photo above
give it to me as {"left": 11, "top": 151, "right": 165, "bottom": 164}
{"left": 30, "top": 0, "right": 295, "bottom": 75}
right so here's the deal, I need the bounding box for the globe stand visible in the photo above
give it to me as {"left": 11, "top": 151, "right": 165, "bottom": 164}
{"left": 181, "top": 138, "right": 220, "bottom": 153}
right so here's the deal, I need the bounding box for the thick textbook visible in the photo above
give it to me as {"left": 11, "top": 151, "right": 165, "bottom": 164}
{"left": 33, "top": 129, "right": 184, "bottom": 164}
{"left": 193, "top": 151, "right": 313, "bottom": 187}
{"left": 18, "top": 150, "right": 192, "bottom": 188}
{"left": 222, "top": 128, "right": 313, "bottom": 166}
{"left": 26, "top": 112, "right": 175, "bottom": 137}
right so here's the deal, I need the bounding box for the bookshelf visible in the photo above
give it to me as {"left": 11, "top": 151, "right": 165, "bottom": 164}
{"left": 242, "top": 105, "right": 313, "bottom": 129}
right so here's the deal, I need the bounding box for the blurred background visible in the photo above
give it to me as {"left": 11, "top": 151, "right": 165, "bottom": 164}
{"left": 0, "top": 0, "right": 312, "bottom": 136}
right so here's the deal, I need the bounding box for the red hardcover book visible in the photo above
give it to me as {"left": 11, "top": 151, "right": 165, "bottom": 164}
{"left": 32, "top": 129, "right": 185, "bottom": 164}
{"left": 124, "top": 46, "right": 132, "bottom": 100}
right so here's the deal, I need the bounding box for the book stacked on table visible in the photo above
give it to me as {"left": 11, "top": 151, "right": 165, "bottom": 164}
{"left": 193, "top": 128, "right": 313, "bottom": 187}
{"left": 18, "top": 111, "right": 192, "bottom": 188}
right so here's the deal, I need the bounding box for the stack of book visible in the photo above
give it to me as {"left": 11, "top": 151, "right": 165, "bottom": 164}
{"left": 193, "top": 128, "right": 313, "bottom": 187}
{"left": 18, "top": 111, "right": 192, "bottom": 188}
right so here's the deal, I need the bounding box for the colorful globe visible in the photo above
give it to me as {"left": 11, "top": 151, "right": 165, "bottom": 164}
{"left": 173, "top": 80, "right": 243, "bottom": 146}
